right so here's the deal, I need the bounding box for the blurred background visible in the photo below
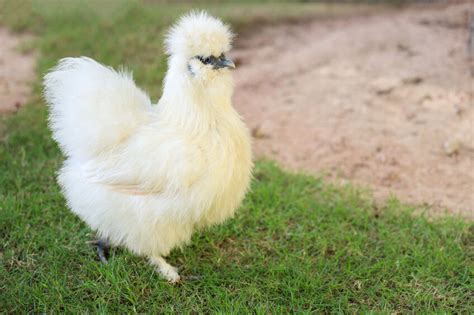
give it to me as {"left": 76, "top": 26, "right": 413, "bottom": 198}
{"left": 0, "top": 0, "right": 472, "bottom": 312}
{"left": 2, "top": 0, "right": 471, "bottom": 217}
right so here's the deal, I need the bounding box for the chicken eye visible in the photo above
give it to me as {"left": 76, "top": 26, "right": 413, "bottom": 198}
{"left": 196, "top": 55, "right": 218, "bottom": 66}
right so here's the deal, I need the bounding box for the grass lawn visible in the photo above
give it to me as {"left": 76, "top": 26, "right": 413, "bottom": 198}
{"left": 0, "top": 0, "right": 472, "bottom": 312}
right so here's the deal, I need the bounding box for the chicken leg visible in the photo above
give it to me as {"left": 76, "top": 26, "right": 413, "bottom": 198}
{"left": 149, "top": 256, "right": 180, "bottom": 283}
{"left": 90, "top": 239, "right": 110, "bottom": 264}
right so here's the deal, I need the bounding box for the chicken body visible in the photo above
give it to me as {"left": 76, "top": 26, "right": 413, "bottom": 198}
{"left": 44, "top": 13, "right": 252, "bottom": 282}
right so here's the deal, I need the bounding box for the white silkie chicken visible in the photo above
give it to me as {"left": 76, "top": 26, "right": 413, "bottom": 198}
{"left": 43, "top": 12, "right": 253, "bottom": 283}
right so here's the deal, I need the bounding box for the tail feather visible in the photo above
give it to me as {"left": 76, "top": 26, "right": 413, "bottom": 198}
{"left": 44, "top": 57, "right": 152, "bottom": 160}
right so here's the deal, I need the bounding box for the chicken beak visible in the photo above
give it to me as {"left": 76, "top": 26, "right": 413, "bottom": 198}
{"left": 215, "top": 58, "right": 235, "bottom": 70}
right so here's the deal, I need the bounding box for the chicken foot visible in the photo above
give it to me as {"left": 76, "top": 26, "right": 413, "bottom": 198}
{"left": 149, "top": 256, "right": 181, "bottom": 283}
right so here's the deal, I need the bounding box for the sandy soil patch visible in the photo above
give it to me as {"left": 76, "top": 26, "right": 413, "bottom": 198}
{"left": 233, "top": 3, "right": 473, "bottom": 218}
{"left": 0, "top": 28, "right": 36, "bottom": 113}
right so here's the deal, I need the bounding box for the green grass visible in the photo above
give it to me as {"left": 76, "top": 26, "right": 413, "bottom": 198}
{"left": 0, "top": 0, "right": 473, "bottom": 313}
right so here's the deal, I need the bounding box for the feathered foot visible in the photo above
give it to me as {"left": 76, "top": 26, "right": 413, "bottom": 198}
{"left": 89, "top": 239, "right": 110, "bottom": 264}
{"left": 149, "top": 256, "right": 181, "bottom": 283}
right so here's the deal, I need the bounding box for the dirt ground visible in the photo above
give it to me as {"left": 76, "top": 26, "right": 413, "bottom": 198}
{"left": 232, "top": 2, "right": 473, "bottom": 219}
{"left": 0, "top": 28, "right": 35, "bottom": 113}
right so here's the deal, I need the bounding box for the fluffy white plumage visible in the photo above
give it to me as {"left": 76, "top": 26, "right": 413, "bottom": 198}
{"left": 43, "top": 12, "right": 252, "bottom": 282}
